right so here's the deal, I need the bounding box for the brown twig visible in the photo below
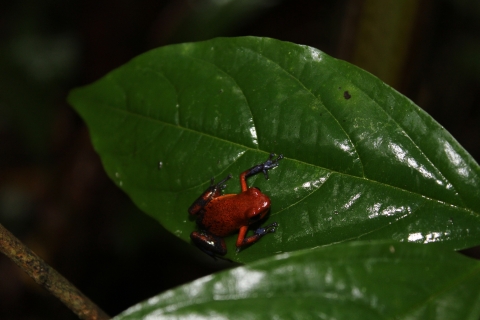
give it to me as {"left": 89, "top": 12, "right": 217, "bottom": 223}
{"left": 0, "top": 223, "right": 110, "bottom": 320}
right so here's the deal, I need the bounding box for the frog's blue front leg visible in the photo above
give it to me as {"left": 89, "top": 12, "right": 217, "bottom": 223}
{"left": 239, "top": 153, "right": 283, "bottom": 191}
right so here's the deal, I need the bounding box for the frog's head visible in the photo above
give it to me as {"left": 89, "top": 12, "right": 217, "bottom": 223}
{"left": 246, "top": 187, "right": 271, "bottom": 225}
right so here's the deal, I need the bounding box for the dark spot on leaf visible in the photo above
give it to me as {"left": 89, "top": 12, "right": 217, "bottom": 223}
{"left": 344, "top": 91, "right": 351, "bottom": 100}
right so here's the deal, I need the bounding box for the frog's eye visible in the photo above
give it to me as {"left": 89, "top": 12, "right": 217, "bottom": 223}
{"left": 252, "top": 187, "right": 262, "bottom": 192}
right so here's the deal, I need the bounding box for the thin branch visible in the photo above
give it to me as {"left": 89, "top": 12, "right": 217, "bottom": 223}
{"left": 0, "top": 223, "right": 110, "bottom": 320}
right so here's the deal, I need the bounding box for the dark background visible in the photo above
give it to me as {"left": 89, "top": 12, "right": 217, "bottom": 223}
{"left": 1, "top": 0, "right": 479, "bottom": 318}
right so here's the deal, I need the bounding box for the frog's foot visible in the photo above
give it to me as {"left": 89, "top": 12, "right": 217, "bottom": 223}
{"left": 207, "top": 174, "right": 233, "bottom": 201}
{"left": 262, "top": 154, "right": 284, "bottom": 178}
{"left": 246, "top": 153, "right": 284, "bottom": 180}
{"left": 213, "top": 174, "right": 233, "bottom": 190}
{"left": 254, "top": 222, "right": 278, "bottom": 235}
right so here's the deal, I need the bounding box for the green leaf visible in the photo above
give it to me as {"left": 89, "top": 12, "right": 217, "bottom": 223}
{"left": 114, "top": 241, "right": 480, "bottom": 319}
{"left": 68, "top": 37, "right": 480, "bottom": 263}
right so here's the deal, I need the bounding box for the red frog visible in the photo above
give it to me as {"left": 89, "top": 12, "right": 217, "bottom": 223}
{"left": 189, "top": 153, "right": 283, "bottom": 257}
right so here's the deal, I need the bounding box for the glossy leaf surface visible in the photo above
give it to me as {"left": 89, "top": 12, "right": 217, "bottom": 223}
{"left": 114, "top": 241, "right": 480, "bottom": 319}
{"left": 68, "top": 37, "right": 480, "bottom": 262}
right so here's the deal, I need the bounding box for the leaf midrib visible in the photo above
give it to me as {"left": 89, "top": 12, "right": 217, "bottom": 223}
{"left": 84, "top": 85, "right": 478, "bottom": 218}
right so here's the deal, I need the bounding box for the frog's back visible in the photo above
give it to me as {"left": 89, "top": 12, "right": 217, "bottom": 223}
{"left": 200, "top": 192, "right": 269, "bottom": 236}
